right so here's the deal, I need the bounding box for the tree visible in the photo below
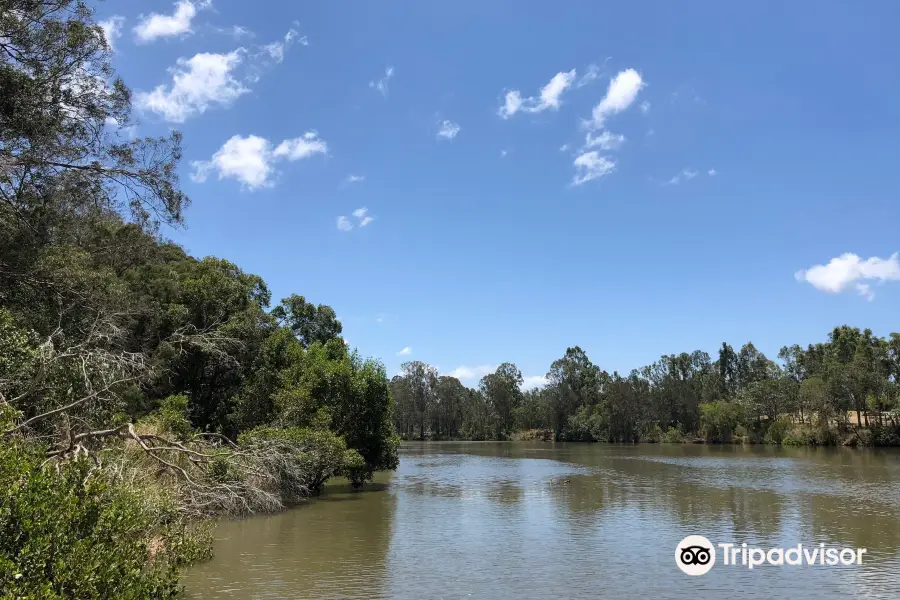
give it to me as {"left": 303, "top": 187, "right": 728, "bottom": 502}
{"left": 272, "top": 294, "right": 342, "bottom": 347}
{"left": 479, "top": 363, "right": 523, "bottom": 437}
{"left": 398, "top": 361, "right": 438, "bottom": 440}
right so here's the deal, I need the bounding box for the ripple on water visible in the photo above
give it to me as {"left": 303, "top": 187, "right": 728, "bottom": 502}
{"left": 184, "top": 443, "right": 900, "bottom": 600}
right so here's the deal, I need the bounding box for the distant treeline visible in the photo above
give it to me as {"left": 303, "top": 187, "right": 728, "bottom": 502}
{"left": 390, "top": 330, "right": 900, "bottom": 446}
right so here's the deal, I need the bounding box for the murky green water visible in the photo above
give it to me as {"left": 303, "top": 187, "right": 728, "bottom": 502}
{"left": 183, "top": 442, "right": 900, "bottom": 599}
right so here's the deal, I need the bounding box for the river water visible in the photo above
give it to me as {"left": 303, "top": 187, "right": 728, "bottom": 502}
{"left": 183, "top": 442, "right": 900, "bottom": 599}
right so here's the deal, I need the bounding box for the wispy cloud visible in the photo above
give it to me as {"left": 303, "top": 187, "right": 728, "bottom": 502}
{"left": 576, "top": 63, "right": 601, "bottom": 88}
{"left": 135, "top": 29, "right": 299, "bottom": 122}
{"left": 338, "top": 207, "right": 375, "bottom": 231}
{"left": 217, "top": 24, "right": 254, "bottom": 39}
{"left": 190, "top": 132, "right": 327, "bottom": 189}
{"left": 571, "top": 151, "right": 615, "bottom": 186}
{"left": 521, "top": 375, "right": 548, "bottom": 390}
{"left": 337, "top": 216, "right": 353, "bottom": 232}
{"left": 133, "top": 0, "right": 210, "bottom": 43}
{"left": 583, "top": 130, "right": 625, "bottom": 151}
{"left": 437, "top": 119, "right": 460, "bottom": 140}
{"left": 795, "top": 253, "right": 900, "bottom": 301}
{"left": 98, "top": 16, "right": 125, "bottom": 51}
{"left": 397, "top": 346, "right": 412, "bottom": 356}
{"left": 708, "top": 168, "right": 717, "bottom": 177}
{"left": 446, "top": 365, "right": 496, "bottom": 382}
{"left": 584, "top": 68, "right": 645, "bottom": 130}
{"left": 353, "top": 206, "right": 375, "bottom": 227}
{"left": 263, "top": 28, "right": 306, "bottom": 63}
{"left": 640, "top": 100, "right": 651, "bottom": 114}
{"left": 500, "top": 149, "right": 508, "bottom": 158}
{"left": 664, "top": 168, "right": 699, "bottom": 186}
{"left": 498, "top": 69, "right": 577, "bottom": 119}
{"left": 370, "top": 66, "right": 394, "bottom": 98}
{"left": 341, "top": 174, "right": 365, "bottom": 187}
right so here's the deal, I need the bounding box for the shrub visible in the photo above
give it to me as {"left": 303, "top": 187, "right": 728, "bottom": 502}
{"left": 238, "top": 426, "right": 364, "bottom": 494}
{"left": 0, "top": 443, "right": 210, "bottom": 600}
{"left": 700, "top": 401, "right": 745, "bottom": 443}
{"left": 640, "top": 424, "right": 662, "bottom": 443}
{"left": 661, "top": 427, "right": 685, "bottom": 444}
{"left": 763, "top": 417, "right": 794, "bottom": 445}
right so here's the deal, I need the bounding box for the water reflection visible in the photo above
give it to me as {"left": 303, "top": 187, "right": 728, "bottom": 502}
{"left": 183, "top": 475, "right": 397, "bottom": 600}
{"left": 186, "top": 442, "right": 900, "bottom": 600}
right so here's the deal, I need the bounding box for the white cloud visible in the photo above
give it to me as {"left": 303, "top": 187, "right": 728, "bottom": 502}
{"left": 133, "top": 0, "right": 209, "bottom": 43}
{"left": 559, "top": 143, "right": 570, "bottom": 152}
{"left": 498, "top": 69, "right": 576, "bottom": 118}
{"left": 191, "top": 132, "right": 327, "bottom": 190}
{"left": 521, "top": 375, "right": 548, "bottom": 391}
{"left": 272, "top": 132, "right": 327, "bottom": 160}
{"left": 795, "top": 253, "right": 900, "bottom": 300}
{"left": 220, "top": 25, "right": 254, "bottom": 39}
{"left": 500, "top": 149, "right": 508, "bottom": 158}
{"left": 344, "top": 207, "right": 374, "bottom": 228}
{"left": 583, "top": 130, "right": 625, "bottom": 151}
{"left": 263, "top": 28, "right": 305, "bottom": 62}
{"left": 135, "top": 50, "right": 247, "bottom": 122}
{"left": 498, "top": 90, "right": 524, "bottom": 119}
{"left": 98, "top": 16, "right": 125, "bottom": 51}
{"left": 370, "top": 66, "right": 394, "bottom": 98}
{"left": 640, "top": 100, "right": 651, "bottom": 114}
{"left": 576, "top": 64, "right": 600, "bottom": 88}
{"left": 397, "top": 346, "right": 412, "bottom": 356}
{"left": 571, "top": 151, "right": 615, "bottom": 186}
{"left": 343, "top": 174, "right": 365, "bottom": 186}
{"left": 665, "top": 168, "right": 699, "bottom": 185}
{"left": 337, "top": 216, "right": 353, "bottom": 232}
{"left": 708, "top": 169, "right": 717, "bottom": 177}
{"left": 856, "top": 283, "right": 875, "bottom": 301}
{"left": 437, "top": 119, "right": 460, "bottom": 140}
{"left": 446, "top": 365, "right": 496, "bottom": 382}
{"left": 136, "top": 30, "right": 300, "bottom": 123}
{"left": 585, "top": 68, "right": 645, "bottom": 129}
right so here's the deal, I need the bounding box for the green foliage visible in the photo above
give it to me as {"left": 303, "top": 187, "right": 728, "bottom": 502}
{"left": 147, "top": 395, "right": 194, "bottom": 440}
{"left": 238, "top": 426, "right": 364, "bottom": 492}
{"left": 700, "top": 401, "right": 745, "bottom": 443}
{"left": 763, "top": 417, "right": 795, "bottom": 445}
{"left": 0, "top": 444, "right": 210, "bottom": 600}
{"left": 661, "top": 426, "right": 685, "bottom": 444}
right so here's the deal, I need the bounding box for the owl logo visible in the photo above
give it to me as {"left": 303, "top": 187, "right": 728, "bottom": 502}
{"left": 676, "top": 535, "right": 716, "bottom": 575}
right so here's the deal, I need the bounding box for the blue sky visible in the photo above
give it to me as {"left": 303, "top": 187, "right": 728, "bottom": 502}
{"left": 100, "top": 0, "right": 900, "bottom": 388}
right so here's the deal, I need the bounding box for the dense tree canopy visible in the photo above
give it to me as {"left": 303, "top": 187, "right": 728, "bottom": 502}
{"left": 391, "top": 327, "right": 900, "bottom": 446}
{"left": 0, "top": 1, "right": 399, "bottom": 595}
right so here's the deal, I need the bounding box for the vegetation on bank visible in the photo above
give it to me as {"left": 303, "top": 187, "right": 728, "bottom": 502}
{"left": 391, "top": 329, "right": 900, "bottom": 447}
{"left": 0, "top": 1, "right": 397, "bottom": 597}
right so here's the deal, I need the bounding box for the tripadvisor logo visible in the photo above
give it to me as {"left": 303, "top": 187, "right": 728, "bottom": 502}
{"left": 676, "top": 535, "right": 715, "bottom": 576}
{"left": 675, "top": 536, "right": 867, "bottom": 575}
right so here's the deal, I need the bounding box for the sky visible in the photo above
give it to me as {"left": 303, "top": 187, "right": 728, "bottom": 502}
{"left": 99, "top": 0, "right": 900, "bottom": 389}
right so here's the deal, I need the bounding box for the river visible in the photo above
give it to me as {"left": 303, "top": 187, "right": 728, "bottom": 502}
{"left": 183, "top": 442, "right": 900, "bottom": 599}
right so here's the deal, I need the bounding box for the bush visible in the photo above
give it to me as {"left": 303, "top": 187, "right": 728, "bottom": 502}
{"left": 763, "top": 417, "right": 794, "bottom": 445}
{"left": 661, "top": 427, "right": 685, "bottom": 444}
{"left": 238, "top": 426, "right": 365, "bottom": 493}
{"left": 0, "top": 443, "right": 210, "bottom": 600}
{"left": 700, "top": 401, "right": 745, "bottom": 443}
{"left": 640, "top": 424, "right": 662, "bottom": 443}
{"left": 563, "top": 407, "right": 604, "bottom": 442}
